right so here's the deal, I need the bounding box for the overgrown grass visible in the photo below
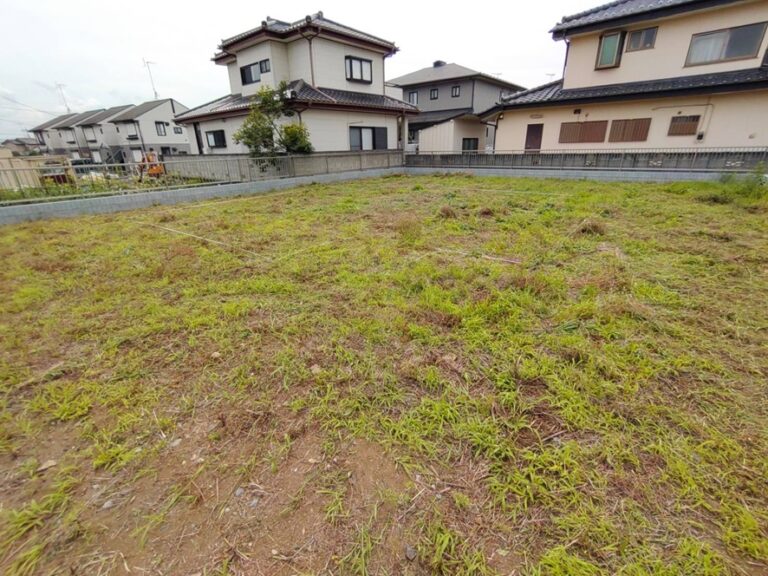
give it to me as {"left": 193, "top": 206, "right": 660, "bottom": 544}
{"left": 0, "top": 174, "right": 766, "bottom": 574}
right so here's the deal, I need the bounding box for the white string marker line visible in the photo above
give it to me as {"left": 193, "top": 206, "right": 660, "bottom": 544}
{"left": 143, "top": 223, "right": 264, "bottom": 259}
{"left": 435, "top": 248, "right": 522, "bottom": 265}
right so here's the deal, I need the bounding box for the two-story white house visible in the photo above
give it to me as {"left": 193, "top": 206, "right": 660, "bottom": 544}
{"left": 30, "top": 113, "right": 78, "bottom": 155}
{"left": 175, "top": 12, "right": 418, "bottom": 154}
{"left": 485, "top": 0, "right": 768, "bottom": 151}
{"left": 72, "top": 105, "right": 134, "bottom": 164}
{"left": 108, "top": 99, "right": 193, "bottom": 161}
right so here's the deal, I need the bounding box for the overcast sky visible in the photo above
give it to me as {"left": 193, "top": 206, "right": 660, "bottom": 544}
{"left": 0, "top": 0, "right": 599, "bottom": 138}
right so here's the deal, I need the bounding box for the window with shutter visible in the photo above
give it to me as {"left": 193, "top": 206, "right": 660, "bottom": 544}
{"left": 668, "top": 115, "right": 701, "bottom": 136}
{"left": 559, "top": 121, "right": 608, "bottom": 144}
{"left": 609, "top": 118, "right": 651, "bottom": 142}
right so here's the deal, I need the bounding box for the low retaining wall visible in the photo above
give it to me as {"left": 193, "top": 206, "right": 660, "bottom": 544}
{"left": 0, "top": 167, "right": 403, "bottom": 226}
{"left": 0, "top": 165, "right": 747, "bottom": 226}
{"left": 404, "top": 167, "right": 728, "bottom": 182}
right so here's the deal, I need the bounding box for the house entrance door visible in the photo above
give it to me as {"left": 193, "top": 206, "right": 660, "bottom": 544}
{"left": 525, "top": 124, "right": 543, "bottom": 151}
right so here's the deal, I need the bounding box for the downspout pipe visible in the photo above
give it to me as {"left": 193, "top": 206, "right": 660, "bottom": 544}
{"left": 300, "top": 24, "right": 320, "bottom": 86}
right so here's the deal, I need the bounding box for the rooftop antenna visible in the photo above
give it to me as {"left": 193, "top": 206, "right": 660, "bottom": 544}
{"left": 55, "top": 83, "right": 71, "bottom": 113}
{"left": 545, "top": 73, "right": 556, "bottom": 81}
{"left": 143, "top": 58, "right": 159, "bottom": 100}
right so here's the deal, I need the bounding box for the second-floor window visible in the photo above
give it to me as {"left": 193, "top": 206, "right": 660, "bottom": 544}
{"left": 173, "top": 126, "right": 183, "bottom": 135}
{"left": 686, "top": 22, "right": 767, "bottom": 66}
{"left": 155, "top": 122, "right": 166, "bottom": 136}
{"left": 206, "top": 130, "right": 226, "bottom": 148}
{"left": 451, "top": 86, "right": 460, "bottom": 98}
{"left": 430, "top": 88, "right": 438, "bottom": 100}
{"left": 125, "top": 123, "right": 138, "bottom": 139}
{"left": 408, "top": 91, "right": 418, "bottom": 105}
{"left": 241, "top": 59, "right": 271, "bottom": 85}
{"left": 83, "top": 126, "right": 96, "bottom": 142}
{"left": 627, "top": 27, "right": 657, "bottom": 52}
{"left": 345, "top": 56, "right": 373, "bottom": 83}
{"left": 596, "top": 31, "right": 625, "bottom": 69}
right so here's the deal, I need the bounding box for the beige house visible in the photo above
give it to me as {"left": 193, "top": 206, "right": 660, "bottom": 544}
{"left": 485, "top": 0, "right": 768, "bottom": 151}
{"left": 388, "top": 61, "right": 523, "bottom": 153}
{"left": 175, "top": 12, "right": 418, "bottom": 154}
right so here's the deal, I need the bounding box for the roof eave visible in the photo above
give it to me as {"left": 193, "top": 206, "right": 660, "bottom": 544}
{"left": 551, "top": 0, "right": 746, "bottom": 40}
{"left": 499, "top": 79, "right": 768, "bottom": 110}
{"left": 217, "top": 25, "right": 396, "bottom": 59}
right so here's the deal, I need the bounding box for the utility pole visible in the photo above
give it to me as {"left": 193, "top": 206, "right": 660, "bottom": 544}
{"left": 143, "top": 58, "right": 159, "bottom": 100}
{"left": 55, "top": 83, "right": 71, "bottom": 112}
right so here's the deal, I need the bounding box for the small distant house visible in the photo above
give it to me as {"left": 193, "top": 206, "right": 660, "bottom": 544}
{"left": 108, "top": 99, "right": 192, "bottom": 161}
{"left": 1, "top": 137, "right": 43, "bottom": 156}
{"left": 388, "top": 61, "right": 524, "bottom": 152}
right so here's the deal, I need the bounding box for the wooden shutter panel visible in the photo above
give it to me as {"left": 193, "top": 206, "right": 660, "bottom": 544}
{"left": 609, "top": 118, "right": 651, "bottom": 142}
{"left": 559, "top": 122, "right": 582, "bottom": 144}
{"left": 559, "top": 121, "right": 608, "bottom": 144}
{"left": 373, "top": 127, "right": 388, "bottom": 150}
{"left": 668, "top": 115, "right": 701, "bottom": 136}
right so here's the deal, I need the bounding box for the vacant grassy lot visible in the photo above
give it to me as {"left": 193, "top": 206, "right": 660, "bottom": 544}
{"left": 1, "top": 175, "right": 767, "bottom": 575}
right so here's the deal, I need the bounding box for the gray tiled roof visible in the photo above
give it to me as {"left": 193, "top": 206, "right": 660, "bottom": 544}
{"left": 53, "top": 109, "right": 105, "bottom": 129}
{"left": 175, "top": 80, "right": 417, "bottom": 122}
{"left": 408, "top": 108, "right": 475, "bottom": 130}
{"left": 219, "top": 12, "right": 395, "bottom": 53}
{"left": 495, "top": 66, "right": 768, "bottom": 109}
{"left": 30, "top": 113, "right": 77, "bottom": 132}
{"left": 552, "top": 0, "right": 703, "bottom": 35}
{"left": 77, "top": 105, "right": 135, "bottom": 126}
{"left": 388, "top": 63, "right": 524, "bottom": 91}
{"left": 109, "top": 99, "right": 171, "bottom": 122}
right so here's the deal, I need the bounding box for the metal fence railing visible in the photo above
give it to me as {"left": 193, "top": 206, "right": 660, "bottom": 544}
{"left": 0, "top": 151, "right": 404, "bottom": 205}
{"left": 406, "top": 147, "right": 768, "bottom": 173}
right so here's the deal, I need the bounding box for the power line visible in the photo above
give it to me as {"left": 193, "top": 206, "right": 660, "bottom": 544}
{"left": 0, "top": 95, "right": 58, "bottom": 116}
{"left": 0, "top": 118, "right": 32, "bottom": 126}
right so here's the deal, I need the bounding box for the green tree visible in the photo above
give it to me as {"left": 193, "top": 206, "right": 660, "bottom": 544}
{"left": 233, "top": 82, "right": 313, "bottom": 156}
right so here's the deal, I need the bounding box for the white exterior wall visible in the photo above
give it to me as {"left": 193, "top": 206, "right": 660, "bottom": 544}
{"left": 134, "top": 101, "right": 191, "bottom": 152}
{"left": 287, "top": 40, "right": 313, "bottom": 85}
{"left": 228, "top": 42, "right": 280, "bottom": 96}
{"left": 194, "top": 109, "right": 399, "bottom": 154}
{"left": 310, "top": 38, "right": 385, "bottom": 93}
{"left": 564, "top": 0, "right": 768, "bottom": 89}
{"left": 301, "top": 109, "right": 398, "bottom": 151}
{"left": 419, "top": 122, "right": 455, "bottom": 153}
{"left": 271, "top": 43, "right": 291, "bottom": 86}
{"left": 195, "top": 116, "right": 250, "bottom": 155}
{"left": 493, "top": 90, "right": 768, "bottom": 150}
{"left": 385, "top": 84, "right": 403, "bottom": 100}
{"left": 417, "top": 119, "right": 489, "bottom": 153}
